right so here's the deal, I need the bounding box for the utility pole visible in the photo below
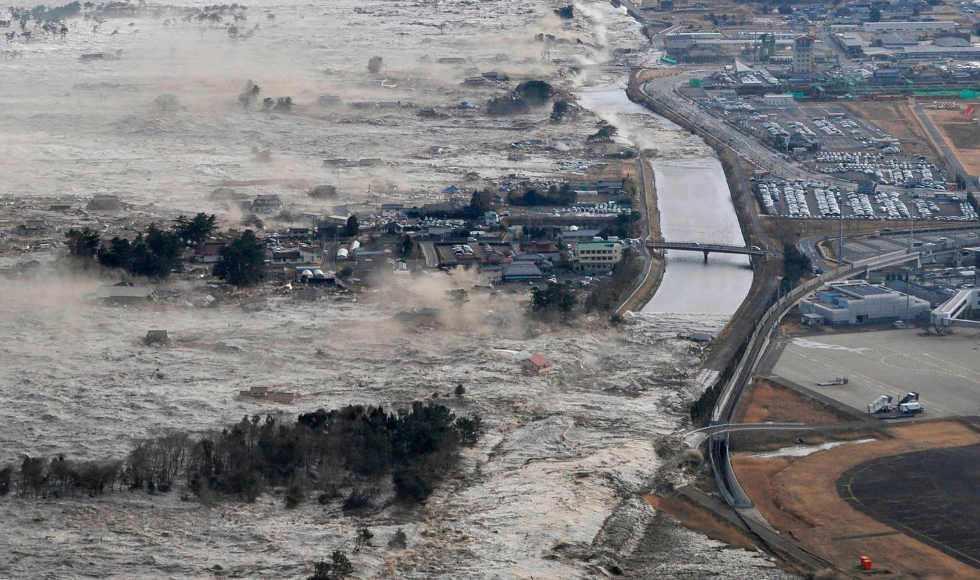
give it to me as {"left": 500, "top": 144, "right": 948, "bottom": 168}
{"left": 838, "top": 210, "right": 844, "bottom": 266}
{"left": 907, "top": 215, "right": 914, "bottom": 253}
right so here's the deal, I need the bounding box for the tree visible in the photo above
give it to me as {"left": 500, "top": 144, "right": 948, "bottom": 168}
{"left": 550, "top": 100, "right": 570, "bottom": 123}
{"left": 468, "top": 189, "right": 495, "bottom": 217}
{"left": 274, "top": 96, "right": 293, "bottom": 112}
{"left": 588, "top": 122, "right": 617, "bottom": 142}
{"left": 781, "top": 244, "right": 811, "bottom": 292}
{"left": 355, "top": 527, "right": 374, "bottom": 551}
{"left": 515, "top": 80, "right": 553, "bottom": 106}
{"left": 555, "top": 5, "right": 574, "bottom": 18}
{"left": 454, "top": 384, "right": 465, "bottom": 398}
{"left": 531, "top": 282, "right": 577, "bottom": 319}
{"left": 869, "top": 7, "right": 882, "bottom": 21}
{"left": 213, "top": 230, "right": 266, "bottom": 286}
{"left": 239, "top": 80, "right": 260, "bottom": 109}
{"left": 330, "top": 550, "right": 354, "bottom": 577}
{"left": 173, "top": 213, "right": 217, "bottom": 245}
{"left": 129, "top": 225, "right": 183, "bottom": 278}
{"left": 98, "top": 237, "right": 133, "bottom": 269}
{"left": 387, "top": 528, "right": 408, "bottom": 549}
{"left": 344, "top": 215, "right": 359, "bottom": 238}
{"left": 367, "top": 55, "right": 382, "bottom": 74}
{"left": 65, "top": 227, "right": 101, "bottom": 258}
{"left": 777, "top": 5, "right": 793, "bottom": 14}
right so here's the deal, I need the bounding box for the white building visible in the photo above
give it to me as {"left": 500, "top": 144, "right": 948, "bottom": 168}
{"left": 762, "top": 93, "right": 796, "bottom": 108}
{"left": 862, "top": 21, "right": 958, "bottom": 34}
{"left": 800, "top": 281, "right": 930, "bottom": 325}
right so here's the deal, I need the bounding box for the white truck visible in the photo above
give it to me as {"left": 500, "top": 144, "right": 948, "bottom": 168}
{"left": 868, "top": 395, "right": 894, "bottom": 414}
{"left": 898, "top": 392, "right": 924, "bottom": 415}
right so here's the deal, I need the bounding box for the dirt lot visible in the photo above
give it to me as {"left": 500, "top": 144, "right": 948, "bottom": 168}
{"left": 734, "top": 378, "right": 851, "bottom": 425}
{"left": 927, "top": 108, "right": 980, "bottom": 176}
{"left": 844, "top": 102, "right": 943, "bottom": 165}
{"left": 733, "top": 421, "right": 980, "bottom": 579}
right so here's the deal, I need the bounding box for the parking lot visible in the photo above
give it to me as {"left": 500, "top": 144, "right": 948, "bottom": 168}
{"left": 771, "top": 328, "right": 980, "bottom": 419}
{"left": 756, "top": 180, "right": 977, "bottom": 221}
{"left": 744, "top": 103, "right": 889, "bottom": 154}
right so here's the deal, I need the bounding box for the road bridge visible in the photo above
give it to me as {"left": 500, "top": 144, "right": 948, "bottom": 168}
{"left": 645, "top": 240, "right": 766, "bottom": 262}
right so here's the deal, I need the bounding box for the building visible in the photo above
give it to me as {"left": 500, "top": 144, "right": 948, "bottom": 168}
{"left": 560, "top": 228, "right": 603, "bottom": 242}
{"left": 16, "top": 219, "right": 51, "bottom": 235}
{"left": 252, "top": 195, "right": 282, "bottom": 213}
{"left": 87, "top": 195, "right": 121, "bottom": 211}
{"left": 501, "top": 261, "right": 543, "bottom": 282}
{"left": 862, "top": 21, "right": 958, "bottom": 34}
{"left": 762, "top": 93, "right": 796, "bottom": 108}
{"left": 484, "top": 211, "right": 499, "bottom": 227}
{"left": 238, "top": 386, "right": 296, "bottom": 403}
{"left": 195, "top": 241, "right": 229, "bottom": 263}
{"left": 521, "top": 355, "right": 552, "bottom": 374}
{"left": 800, "top": 281, "right": 930, "bottom": 325}
{"left": 94, "top": 284, "right": 155, "bottom": 304}
{"left": 271, "top": 247, "right": 321, "bottom": 265}
{"left": 792, "top": 36, "right": 814, "bottom": 75}
{"left": 567, "top": 240, "right": 628, "bottom": 274}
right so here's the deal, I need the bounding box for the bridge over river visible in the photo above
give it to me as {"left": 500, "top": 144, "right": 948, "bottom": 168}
{"left": 645, "top": 240, "right": 766, "bottom": 262}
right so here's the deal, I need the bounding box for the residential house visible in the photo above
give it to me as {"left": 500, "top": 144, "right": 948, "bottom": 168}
{"left": 94, "top": 284, "right": 155, "bottom": 304}
{"left": 87, "top": 195, "right": 122, "bottom": 211}
{"left": 16, "top": 220, "right": 51, "bottom": 235}
{"left": 238, "top": 386, "right": 296, "bottom": 403}
{"left": 252, "top": 195, "right": 283, "bottom": 213}
{"left": 521, "top": 356, "right": 552, "bottom": 374}
{"left": 501, "top": 261, "right": 543, "bottom": 282}
{"left": 195, "top": 241, "right": 229, "bottom": 263}
{"left": 271, "top": 246, "right": 321, "bottom": 265}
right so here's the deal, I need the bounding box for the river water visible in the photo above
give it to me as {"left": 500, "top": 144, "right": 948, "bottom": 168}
{"left": 575, "top": 84, "right": 754, "bottom": 318}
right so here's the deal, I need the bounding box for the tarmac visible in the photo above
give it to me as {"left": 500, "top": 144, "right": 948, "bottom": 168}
{"left": 771, "top": 327, "right": 980, "bottom": 418}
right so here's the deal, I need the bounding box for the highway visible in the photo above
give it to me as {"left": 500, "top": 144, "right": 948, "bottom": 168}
{"left": 638, "top": 74, "right": 856, "bottom": 188}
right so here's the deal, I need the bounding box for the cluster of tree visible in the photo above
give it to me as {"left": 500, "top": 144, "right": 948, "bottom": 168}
{"left": 309, "top": 550, "right": 354, "bottom": 580}
{"left": 186, "top": 402, "right": 481, "bottom": 505}
{"left": 602, "top": 210, "right": 642, "bottom": 240}
{"left": 262, "top": 96, "right": 293, "bottom": 112}
{"left": 1, "top": 402, "right": 482, "bottom": 510}
{"left": 507, "top": 183, "right": 576, "bottom": 207}
{"left": 587, "top": 121, "right": 618, "bottom": 143}
{"left": 66, "top": 213, "right": 217, "bottom": 279}
{"left": 584, "top": 252, "right": 641, "bottom": 312}
{"left": 781, "top": 244, "right": 811, "bottom": 292}
{"left": 486, "top": 80, "right": 554, "bottom": 116}
{"left": 212, "top": 229, "right": 266, "bottom": 287}
{"left": 531, "top": 282, "right": 577, "bottom": 321}
{"left": 467, "top": 189, "right": 496, "bottom": 217}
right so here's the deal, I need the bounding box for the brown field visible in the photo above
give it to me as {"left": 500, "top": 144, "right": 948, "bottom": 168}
{"left": 926, "top": 108, "right": 980, "bottom": 176}
{"left": 734, "top": 378, "right": 850, "bottom": 425}
{"left": 733, "top": 421, "right": 980, "bottom": 579}
{"left": 844, "top": 102, "right": 941, "bottom": 163}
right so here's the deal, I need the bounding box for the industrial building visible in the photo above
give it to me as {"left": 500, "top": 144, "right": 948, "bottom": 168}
{"left": 800, "top": 281, "right": 930, "bottom": 325}
{"left": 861, "top": 21, "right": 958, "bottom": 34}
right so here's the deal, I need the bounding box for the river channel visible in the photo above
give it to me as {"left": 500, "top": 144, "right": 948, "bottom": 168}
{"left": 575, "top": 84, "right": 754, "bottom": 317}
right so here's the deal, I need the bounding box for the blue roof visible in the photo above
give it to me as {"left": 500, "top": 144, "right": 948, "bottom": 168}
{"left": 443, "top": 185, "right": 461, "bottom": 193}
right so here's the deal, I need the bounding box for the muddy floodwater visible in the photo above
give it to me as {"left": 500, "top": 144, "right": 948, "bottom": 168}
{"left": 574, "top": 85, "right": 753, "bottom": 318}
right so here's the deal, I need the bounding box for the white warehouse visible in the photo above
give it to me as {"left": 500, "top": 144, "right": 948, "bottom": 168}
{"left": 800, "top": 281, "right": 930, "bottom": 325}
{"left": 861, "top": 21, "right": 958, "bottom": 34}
